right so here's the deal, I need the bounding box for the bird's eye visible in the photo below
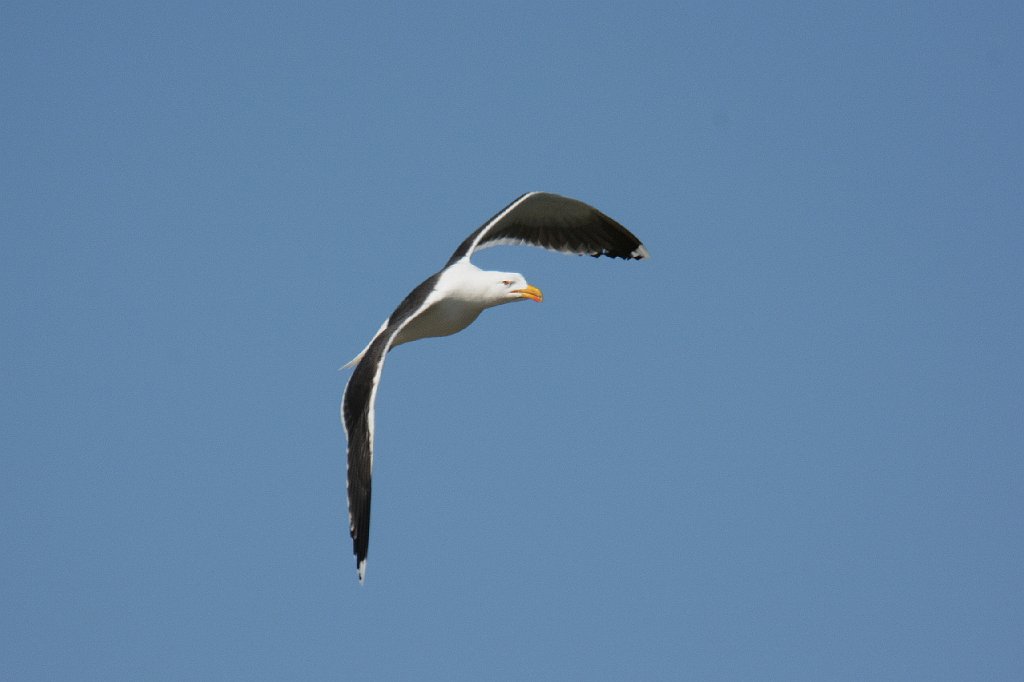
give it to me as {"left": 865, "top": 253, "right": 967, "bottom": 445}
{"left": 501, "top": 280, "right": 512, "bottom": 287}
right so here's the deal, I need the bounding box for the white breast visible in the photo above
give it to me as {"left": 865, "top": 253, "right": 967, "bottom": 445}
{"left": 393, "top": 297, "right": 485, "bottom": 347}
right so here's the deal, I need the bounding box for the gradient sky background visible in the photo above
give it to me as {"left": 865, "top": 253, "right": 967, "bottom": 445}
{"left": 2, "top": 2, "right": 1022, "bottom": 679}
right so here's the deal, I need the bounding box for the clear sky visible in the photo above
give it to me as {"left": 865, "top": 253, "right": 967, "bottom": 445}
{"left": 2, "top": 2, "right": 1022, "bottom": 679}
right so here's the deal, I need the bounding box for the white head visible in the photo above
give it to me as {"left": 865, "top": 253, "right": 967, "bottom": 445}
{"left": 485, "top": 271, "right": 543, "bottom": 307}
{"left": 444, "top": 261, "right": 544, "bottom": 309}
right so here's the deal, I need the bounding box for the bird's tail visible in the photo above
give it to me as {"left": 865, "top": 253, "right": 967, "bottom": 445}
{"left": 340, "top": 318, "right": 390, "bottom": 371}
{"left": 340, "top": 351, "right": 365, "bottom": 371}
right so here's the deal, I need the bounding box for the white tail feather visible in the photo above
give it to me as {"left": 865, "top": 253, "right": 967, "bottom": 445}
{"left": 340, "top": 319, "right": 390, "bottom": 371}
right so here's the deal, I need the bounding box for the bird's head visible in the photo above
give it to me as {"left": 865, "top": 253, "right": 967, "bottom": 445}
{"left": 492, "top": 272, "right": 543, "bottom": 305}
{"left": 450, "top": 262, "right": 544, "bottom": 308}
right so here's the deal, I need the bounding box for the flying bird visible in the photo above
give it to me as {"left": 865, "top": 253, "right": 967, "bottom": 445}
{"left": 341, "top": 191, "right": 648, "bottom": 582}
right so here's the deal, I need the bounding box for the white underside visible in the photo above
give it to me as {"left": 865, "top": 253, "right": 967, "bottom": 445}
{"left": 342, "top": 261, "right": 501, "bottom": 368}
{"left": 392, "top": 296, "right": 484, "bottom": 346}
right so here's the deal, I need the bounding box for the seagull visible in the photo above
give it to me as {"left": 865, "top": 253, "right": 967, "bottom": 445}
{"left": 341, "top": 191, "right": 648, "bottom": 582}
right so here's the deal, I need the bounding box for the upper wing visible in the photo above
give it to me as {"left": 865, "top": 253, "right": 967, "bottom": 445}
{"left": 446, "top": 192, "right": 649, "bottom": 267}
{"left": 341, "top": 273, "right": 443, "bottom": 583}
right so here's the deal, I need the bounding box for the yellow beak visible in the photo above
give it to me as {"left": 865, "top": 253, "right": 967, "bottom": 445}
{"left": 513, "top": 284, "right": 543, "bottom": 302}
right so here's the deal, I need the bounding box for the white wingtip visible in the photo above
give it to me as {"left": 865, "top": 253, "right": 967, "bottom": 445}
{"left": 633, "top": 244, "right": 650, "bottom": 259}
{"left": 358, "top": 560, "right": 366, "bottom": 584}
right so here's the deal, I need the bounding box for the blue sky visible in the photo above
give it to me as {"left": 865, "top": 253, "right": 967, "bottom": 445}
{"left": 2, "top": 2, "right": 1022, "bottom": 679}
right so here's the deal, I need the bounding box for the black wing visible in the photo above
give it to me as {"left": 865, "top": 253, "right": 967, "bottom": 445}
{"left": 446, "top": 192, "right": 649, "bottom": 267}
{"left": 341, "top": 273, "right": 442, "bottom": 582}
